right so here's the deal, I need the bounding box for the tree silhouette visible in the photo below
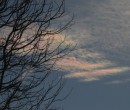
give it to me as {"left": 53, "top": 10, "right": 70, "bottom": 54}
{"left": 0, "top": 0, "right": 73, "bottom": 110}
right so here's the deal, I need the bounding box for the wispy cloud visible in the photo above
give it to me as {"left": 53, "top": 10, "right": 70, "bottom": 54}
{"left": 65, "top": 67, "right": 130, "bottom": 82}
{"left": 56, "top": 51, "right": 130, "bottom": 82}
{"left": 105, "top": 78, "right": 130, "bottom": 84}
{"left": 54, "top": 2, "right": 130, "bottom": 82}
{"left": 57, "top": 56, "right": 111, "bottom": 72}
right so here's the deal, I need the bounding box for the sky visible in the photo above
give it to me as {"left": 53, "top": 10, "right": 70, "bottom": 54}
{"left": 57, "top": 0, "right": 130, "bottom": 110}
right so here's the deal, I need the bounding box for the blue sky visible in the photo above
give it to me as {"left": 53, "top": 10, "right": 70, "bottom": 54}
{"left": 57, "top": 0, "right": 130, "bottom": 110}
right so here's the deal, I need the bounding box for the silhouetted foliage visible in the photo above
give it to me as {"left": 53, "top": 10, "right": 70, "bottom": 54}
{"left": 0, "top": 0, "right": 73, "bottom": 110}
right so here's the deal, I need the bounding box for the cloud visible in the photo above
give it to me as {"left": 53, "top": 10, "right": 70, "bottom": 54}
{"left": 14, "top": 33, "right": 76, "bottom": 55}
{"left": 65, "top": 67, "right": 130, "bottom": 82}
{"left": 56, "top": 51, "right": 130, "bottom": 82}
{"left": 56, "top": 56, "right": 112, "bottom": 72}
{"left": 54, "top": 1, "right": 130, "bottom": 82}
{"left": 105, "top": 78, "right": 130, "bottom": 84}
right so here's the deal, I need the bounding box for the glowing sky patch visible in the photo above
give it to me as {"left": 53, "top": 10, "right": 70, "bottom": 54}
{"left": 13, "top": 33, "right": 75, "bottom": 55}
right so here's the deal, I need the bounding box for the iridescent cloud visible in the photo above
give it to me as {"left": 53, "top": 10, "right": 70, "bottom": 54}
{"left": 56, "top": 51, "right": 130, "bottom": 82}
{"left": 57, "top": 56, "right": 112, "bottom": 71}
{"left": 65, "top": 67, "right": 130, "bottom": 81}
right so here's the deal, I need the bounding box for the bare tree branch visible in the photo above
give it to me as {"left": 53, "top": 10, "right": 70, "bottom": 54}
{"left": 0, "top": 0, "right": 73, "bottom": 110}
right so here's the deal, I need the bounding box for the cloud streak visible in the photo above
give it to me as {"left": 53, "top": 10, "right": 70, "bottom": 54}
{"left": 65, "top": 67, "right": 130, "bottom": 81}
{"left": 57, "top": 56, "right": 111, "bottom": 71}
{"left": 56, "top": 51, "right": 130, "bottom": 82}
{"left": 105, "top": 78, "right": 130, "bottom": 84}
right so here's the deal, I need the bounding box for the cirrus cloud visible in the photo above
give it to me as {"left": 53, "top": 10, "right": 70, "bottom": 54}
{"left": 56, "top": 51, "right": 130, "bottom": 82}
